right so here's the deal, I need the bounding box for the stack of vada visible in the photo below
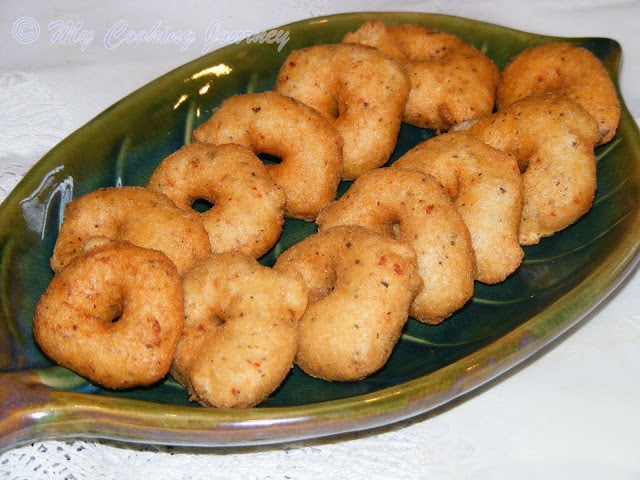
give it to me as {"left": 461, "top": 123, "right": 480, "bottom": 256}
{"left": 33, "top": 20, "right": 620, "bottom": 407}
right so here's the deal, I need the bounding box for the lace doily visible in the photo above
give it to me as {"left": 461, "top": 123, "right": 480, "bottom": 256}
{"left": 0, "top": 417, "right": 475, "bottom": 480}
{"left": 0, "top": 71, "right": 72, "bottom": 203}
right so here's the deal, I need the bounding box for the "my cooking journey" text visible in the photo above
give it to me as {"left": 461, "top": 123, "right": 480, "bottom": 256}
{"left": 12, "top": 17, "right": 291, "bottom": 53}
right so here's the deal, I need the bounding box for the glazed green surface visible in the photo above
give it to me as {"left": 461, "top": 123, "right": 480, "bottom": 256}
{"left": 1, "top": 12, "right": 639, "bottom": 450}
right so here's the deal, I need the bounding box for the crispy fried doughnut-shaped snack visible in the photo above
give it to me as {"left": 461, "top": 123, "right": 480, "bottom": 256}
{"left": 34, "top": 241, "right": 184, "bottom": 389}
{"left": 274, "top": 43, "right": 410, "bottom": 179}
{"left": 316, "top": 168, "right": 476, "bottom": 325}
{"left": 497, "top": 42, "right": 620, "bottom": 145}
{"left": 459, "top": 97, "right": 601, "bottom": 245}
{"left": 50, "top": 186, "right": 210, "bottom": 274}
{"left": 193, "top": 91, "right": 343, "bottom": 221}
{"left": 148, "top": 143, "right": 286, "bottom": 258}
{"left": 274, "top": 225, "right": 422, "bottom": 382}
{"left": 172, "top": 252, "right": 308, "bottom": 408}
{"left": 393, "top": 131, "right": 524, "bottom": 284}
{"left": 342, "top": 21, "right": 499, "bottom": 131}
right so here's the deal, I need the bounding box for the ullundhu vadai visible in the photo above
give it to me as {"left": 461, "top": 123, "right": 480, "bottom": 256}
{"left": 458, "top": 96, "right": 601, "bottom": 245}
{"left": 147, "top": 142, "right": 286, "bottom": 258}
{"left": 274, "top": 43, "right": 410, "bottom": 179}
{"left": 392, "top": 130, "right": 524, "bottom": 284}
{"left": 342, "top": 21, "right": 499, "bottom": 131}
{"left": 172, "top": 251, "right": 308, "bottom": 408}
{"left": 274, "top": 225, "right": 422, "bottom": 382}
{"left": 50, "top": 186, "right": 211, "bottom": 275}
{"left": 316, "top": 168, "right": 476, "bottom": 325}
{"left": 34, "top": 240, "right": 184, "bottom": 390}
{"left": 192, "top": 91, "right": 343, "bottom": 221}
{"left": 497, "top": 41, "right": 620, "bottom": 145}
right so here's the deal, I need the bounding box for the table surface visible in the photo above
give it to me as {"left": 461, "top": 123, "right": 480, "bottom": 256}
{"left": 1, "top": 1, "right": 639, "bottom": 478}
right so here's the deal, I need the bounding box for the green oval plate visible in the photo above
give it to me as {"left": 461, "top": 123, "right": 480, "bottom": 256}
{"left": 1, "top": 11, "right": 639, "bottom": 452}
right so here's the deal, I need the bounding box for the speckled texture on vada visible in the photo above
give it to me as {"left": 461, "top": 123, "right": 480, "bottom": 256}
{"left": 172, "top": 251, "right": 308, "bottom": 408}
{"left": 34, "top": 240, "right": 184, "bottom": 390}
{"left": 50, "top": 186, "right": 211, "bottom": 275}
{"left": 192, "top": 91, "right": 343, "bottom": 221}
{"left": 393, "top": 131, "right": 524, "bottom": 284}
{"left": 497, "top": 41, "right": 620, "bottom": 145}
{"left": 274, "top": 43, "right": 410, "bottom": 179}
{"left": 147, "top": 142, "right": 286, "bottom": 258}
{"left": 316, "top": 168, "right": 476, "bottom": 324}
{"left": 342, "top": 20, "right": 499, "bottom": 131}
{"left": 274, "top": 225, "right": 422, "bottom": 382}
{"left": 459, "top": 96, "right": 600, "bottom": 245}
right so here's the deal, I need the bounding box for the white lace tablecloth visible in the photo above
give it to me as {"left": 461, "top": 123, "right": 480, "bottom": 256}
{"left": 2, "top": 1, "right": 640, "bottom": 478}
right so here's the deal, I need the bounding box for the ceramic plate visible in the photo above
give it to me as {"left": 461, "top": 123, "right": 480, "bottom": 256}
{"left": 1, "top": 12, "right": 639, "bottom": 452}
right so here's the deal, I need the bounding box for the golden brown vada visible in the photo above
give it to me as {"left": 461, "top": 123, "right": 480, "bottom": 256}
{"left": 342, "top": 21, "right": 499, "bottom": 131}
{"left": 458, "top": 96, "right": 601, "bottom": 245}
{"left": 393, "top": 131, "right": 524, "bottom": 284}
{"left": 497, "top": 42, "right": 620, "bottom": 145}
{"left": 192, "top": 91, "right": 343, "bottom": 221}
{"left": 274, "top": 43, "right": 410, "bottom": 179}
{"left": 316, "top": 168, "right": 476, "bottom": 324}
{"left": 50, "top": 186, "right": 211, "bottom": 275}
{"left": 147, "top": 142, "right": 286, "bottom": 258}
{"left": 172, "top": 251, "right": 308, "bottom": 408}
{"left": 274, "top": 225, "right": 422, "bottom": 381}
{"left": 34, "top": 240, "right": 184, "bottom": 390}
